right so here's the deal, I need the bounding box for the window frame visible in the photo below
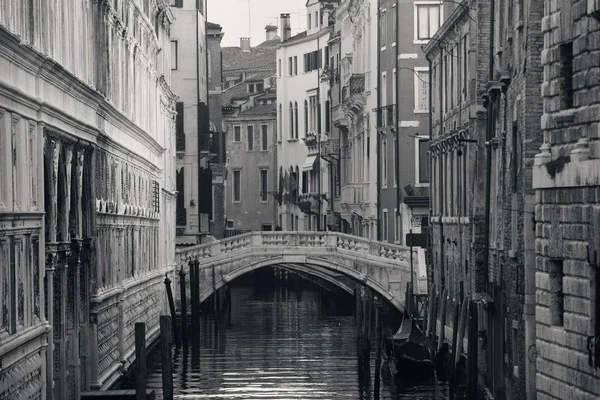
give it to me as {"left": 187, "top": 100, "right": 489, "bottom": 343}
{"left": 382, "top": 209, "right": 389, "bottom": 242}
{"left": 232, "top": 169, "right": 242, "bottom": 203}
{"left": 233, "top": 125, "right": 241, "bottom": 142}
{"left": 259, "top": 169, "right": 268, "bottom": 203}
{"left": 247, "top": 125, "right": 254, "bottom": 151}
{"left": 380, "top": 9, "right": 387, "bottom": 50}
{"left": 413, "top": 1, "right": 444, "bottom": 44}
{"left": 261, "top": 124, "right": 269, "bottom": 151}
{"left": 415, "top": 135, "right": 430, "bottom": 187}
{"left": 414, "top": 67, "right": 430, "bottom": 113}
{"left": 170, "top": 40, "right": 178, "bottom": 70}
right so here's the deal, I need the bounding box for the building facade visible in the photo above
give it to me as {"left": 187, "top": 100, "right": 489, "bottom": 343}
{"left": 276, "top": 2, "right": 335, "bottom": 231}
{"left": 224, "top": 104, "right": 278, "bottom": 232}
{"left": 334, "top": 0, "right": 379, "bottom": 239}
{"left": 426, "top": 0, "right": 546, "bottom": 398}
{"left": 533, "top": 0, "right": 600, "bottom": 398}
{"left": 0, "top": 0, "right": 177, "bottom": 398}
{"left": 171, "top": 0, "right": 210, "bottom": 244}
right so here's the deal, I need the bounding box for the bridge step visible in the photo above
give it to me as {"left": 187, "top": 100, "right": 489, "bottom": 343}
{"left": 81, "top": 389, "right": 156, "bottom": 400}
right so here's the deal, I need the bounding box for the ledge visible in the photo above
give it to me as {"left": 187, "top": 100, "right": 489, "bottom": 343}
{"left": 533, "top": 159, "right": 600, "bottom": 189}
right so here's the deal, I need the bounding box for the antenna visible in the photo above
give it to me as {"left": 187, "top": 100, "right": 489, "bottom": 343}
{"left": 248, "top": 0, "right": 252, "bottom": 45}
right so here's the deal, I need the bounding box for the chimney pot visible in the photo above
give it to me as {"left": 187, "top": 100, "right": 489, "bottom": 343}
{"left": 240, "top": 37, "right": 251, "bottom": 52}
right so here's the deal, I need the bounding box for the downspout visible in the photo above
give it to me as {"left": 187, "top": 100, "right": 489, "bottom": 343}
{"left": 439, "top": 48, "right": 445, "bottom": 291}
{"left": 376, "top": 4, "right": 382, "bottom": 241}
{"left": 426, "top": 54, "right": 433, "bottom": 286}
{"left": 524, "top": 194, "right": 536, "bottom": 399}
{"left": 395, "top": 0, "right": 400, "bottom": 243}
{"left": 483, "top": 0, "right": 495, "bottom": 291}
{"left": 317, "top": 34, "right": 322, "bottom": 231}
{"left": 196, "top": 5, "right": 201, "bottom": 234}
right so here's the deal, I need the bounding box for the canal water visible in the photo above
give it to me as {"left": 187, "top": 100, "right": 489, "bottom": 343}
{"left": 144, "top": 268, "right": 449, "bottom": 399}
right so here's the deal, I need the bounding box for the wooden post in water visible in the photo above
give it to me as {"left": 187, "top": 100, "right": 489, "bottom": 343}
{"left": 438, "top": 289, "right": 448, "bottom": 351}
{"left": 179, "top": 268, "right": 188, "bottom": 343}
{"left": 374, "top": 298, "right": 382, "bottom": 400}
{"left": 192, "top": 259, "right": 201, "bottom": 334}
{"left": 425, "top": 283, "right": 436, "bottom": 338}
{"left": 212, "top": 265, "right": 217, "bottom": 319}
{"left": 160, "top": 316, "right": 174, "bottom": 400}
{"left": 164, "top": 274, "right": 179, "bottom": 345}
{"left": 189, "top": 259, "right": 197, "bottom": 337}
{"left": 450, "top": 300, "right": 460, "bottom": 400}
{"left": 227, "top": 285, "right": 232, "bottom": 327}
{"left": 430, "top": 293, "right": 439, "bottom": 357}
{"left": 135, "top": 323, "right": 147, "bottom": 400}
{"left": 467, "top": 301, "right": 478, "bottom": 400}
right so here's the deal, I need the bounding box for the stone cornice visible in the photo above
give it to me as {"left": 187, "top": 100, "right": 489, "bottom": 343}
{"left": 96, "top": 134, "right": 163, "bottom": 175}
{"left": 422, "top": 0, "right": 471, "bottom": 58}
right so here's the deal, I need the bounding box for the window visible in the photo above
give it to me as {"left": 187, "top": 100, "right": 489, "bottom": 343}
{"left": 226, "top": 219, "right": 234, "bottom": 229}
{"left": 414, "top": 2, "right": 443, "bottom": 42}
{"left": 247, "top": 125, "right": 254, "bottom": 151}
{"left": 261, "top": 224, "right": 272, "bottom": 231}
{"left": 233, "top": 170, "right": 241, "bottom": 203}
{"left": 381, "top": 138, "right": 387, "bottom": 187}
{"left": 303, "top": 50, "right": 322, "bottom": 72}
{"left": 308, "top": 13, "right": 312, "bottom": 29}
{"left": 325, "top": 100, "right": 330, "bottom": 133}
{"left": 395, "top": 209, "right": 401, "bottom": 243}
{"left": 289, "top": 57, "right": 293, "bottom": 76}
{"left": 233, "top": 125, "right": 241, "bottom": 142}
{"left": 315, "top": 12, "right": 319, "bottom": 28}
{"left": 261, "top": 125, "right": 268, "bottom": 150}
{"left": 416, "top": 137, "right": 430, "bottom": 186}
{"left": 304, "top": 100, "right": 309, "bottom": 135}
{"left": 256, "top": 83, "right": 264, "bottom": 92}
{"left": 382, "top": 209, "right": 388, "bottom": 241}
{"left": 380, "top": 9, "right": 387, "bottom": 48}
{"left": 381, "top": 72, "right": 387, "bottom": 107}
{"left": 393, "top": 137, "right": 397, "bottom": 186}
{"left": 309, "top": 96, "right": 317, "bottom": 131}
{"left": 549, "top": 259, "right": 564, "bottom": 326}
{"left": 260, "top": 169, "right": 268, "bottom": 202}
{"left": 414, "top": 67, "right": 430, "bottom": 112}
{"left": 278, "top": 104, "right": 282, "bottom": 141}
{"left": 392, "top": 4, "right": 397, "bottom": 44}
{"left": 560, "top": 42, "right": 574, "bottom": 109}
{"left": 171, "top": 41, "right": 178, "bottom": 70}
{"left": 294, "top": 102, "right": 299, "bottom": 139}
{"left": 278, "top": 58, "right": 281, "bottom": 77}
{"left": 393, "top": 69, "right": 397, "bottom": 106}
{"left": 289, "top": 102, "right": 294, "bottom": 139}
{"left": 294, "top": 56, "right": 298, "bottom": 75}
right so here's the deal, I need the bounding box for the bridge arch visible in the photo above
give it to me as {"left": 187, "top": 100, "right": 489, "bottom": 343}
{"left": 197, "top": 256, "right": 406, "bottom": 312}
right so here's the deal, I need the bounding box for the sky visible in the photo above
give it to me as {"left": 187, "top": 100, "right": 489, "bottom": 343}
{"left": 208, "top": 0, "right": 308, "bottom": 47}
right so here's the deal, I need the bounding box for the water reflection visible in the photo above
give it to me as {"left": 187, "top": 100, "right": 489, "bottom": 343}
{"left": 145, "top": 269, "right": 449, "bottom": 399}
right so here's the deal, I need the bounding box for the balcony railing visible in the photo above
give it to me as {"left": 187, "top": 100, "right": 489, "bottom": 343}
{"left": 376, "top": 104, "right": 397, "bottom": 129}
{"left": 199, "top": 134, "right": 219, "bottom": 155}
{"left": 176, "top": 208, "right": 187, "bottom": 227}
{"left": 342, "top": 73, "right": 366, "bottom": 103}
{"left": 321, "top": 139, "right": 339, "bottom": 157}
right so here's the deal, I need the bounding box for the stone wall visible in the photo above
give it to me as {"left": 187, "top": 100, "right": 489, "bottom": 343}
{"left": 533, "top": 0, "right": 600, "bottom": 398}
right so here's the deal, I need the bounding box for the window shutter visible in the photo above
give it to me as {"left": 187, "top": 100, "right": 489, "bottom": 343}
{"left": 175, "top": 0, "right": 183, "bottom": 7}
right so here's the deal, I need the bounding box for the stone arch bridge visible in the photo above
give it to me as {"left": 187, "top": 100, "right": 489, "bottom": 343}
{"left": 175, "top": 231, "right": 427, "bottom": 311}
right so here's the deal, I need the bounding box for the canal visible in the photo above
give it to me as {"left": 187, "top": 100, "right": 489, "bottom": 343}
{"left": 142, "top": 268, "right": 449, "bottom": 399}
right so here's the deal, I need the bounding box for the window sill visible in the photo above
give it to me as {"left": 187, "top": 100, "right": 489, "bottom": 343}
{"left": 413, "top": 39, "right": 430, "bottom": 45}
{"left": 233, "top": 201, "right": 241, "bottom": 204}
{"left": 414, "top": 183, "right": 430, "bottom": 188}
{"left": 260, "top": 149, "right": 269, "bottom": 152}
{"left": 392, "top": 42, "right": 396, "bottom": 47}
{"left": 287, "top": 138, "right": 299, "bottom": 142}
{"left": 508, "top": 249, "right": 517, "bottom": 259}
{"left": 413, "top": 109, "right": 429, "bottom": 114}
{"left": 381, "top": 46, "right": 387, "bottom": 52}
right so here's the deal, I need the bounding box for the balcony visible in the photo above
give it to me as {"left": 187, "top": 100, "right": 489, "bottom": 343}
{"left": 298, "top": 192, "right": 322, "bottom": 215}
{"left": 376, "top": 104, "right": 397, "bottom": 130}
{"left": 342, "top": 74, "right": 366, "bottom": 118}
{"left": 199, "top": 134, "right": 219, "bottom": 158}
{"left": 176, "top": 134, "right": 186, "bottom": 152}
{"left": 176, "top": 208, "right": 187, "bottom": 227}
{"left": 320, "top": 139, "right": 340, "bottom": 163}
{"left": 341, "top": 182, "right": 368, "bottom": 205}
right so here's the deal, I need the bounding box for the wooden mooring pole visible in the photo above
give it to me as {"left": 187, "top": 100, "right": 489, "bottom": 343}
{"left": 212, "top": 265, "right": 217, "bottom": 319}
{"left": 374, "top": 298, "right": 382, "bottom": 400}
{"left": 450, "top": 300, "right": 460, "bottom": 400}
{"left": 135, "top": 323, "right": 147, "bottom": 400}
{"left": 179, "top": 268, "right": 188, "bottom": 343}
{"left": 467, "top": 301, "right": 479, "bottom": 400}
{"left": 164, "top": 274, "right": 179, "bottom": 345}
{"left": 191, "top": 259, "right": 200, "bottom": 334}
{"left": 160, "top": 316, "right": 174, "bottom": 400}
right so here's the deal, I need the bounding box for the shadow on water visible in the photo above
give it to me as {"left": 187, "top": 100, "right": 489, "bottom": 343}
{"left": 139, "top": 267, "right": 448, "bottom": 399}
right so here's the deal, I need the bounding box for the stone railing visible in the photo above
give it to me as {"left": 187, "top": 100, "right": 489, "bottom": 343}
{"left": 175, "top": 231, "right": 417, "bottom": 267}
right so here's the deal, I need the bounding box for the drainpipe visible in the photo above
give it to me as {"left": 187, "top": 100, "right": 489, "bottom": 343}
{"left": 376, "top": 4, "right": 382, "bottom": 241}
{"left": 317, "top": 34, "right": 322, "bottom": 231}
{"left": 523, "top": 194, "right": 536, "bottom": 400}
{"left": 395, "top": 0, "right": 401, "bottom": 243}
{"left": 438, "top": 47, "right": 445, "bottom": 291}
{"left": 483, "top": 0, "right": 495, "bottom": 291}
{"left": 426, "top": 54, "right": 434, "bottom": 286}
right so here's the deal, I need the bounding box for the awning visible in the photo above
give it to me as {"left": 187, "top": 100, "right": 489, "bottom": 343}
{"left": 176, "top": 236, "right": 199, "bottom": 246}
{"left": 302, "top": 155, "right": 318, "bottom": 170}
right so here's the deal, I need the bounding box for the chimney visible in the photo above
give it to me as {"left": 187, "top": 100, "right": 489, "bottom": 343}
{"left": 240, "top": 37, "right": 251, "bottom": 52}
{"left": 265, "top": 24, "right": 279, "bottom": 41}
{"left": 280, "top": 13, "right": 291, "bottom": 42}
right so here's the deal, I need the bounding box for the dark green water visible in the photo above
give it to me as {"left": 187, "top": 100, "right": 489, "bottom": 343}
{"left": 144, "top": 269, "right": 449, "bottom": 399}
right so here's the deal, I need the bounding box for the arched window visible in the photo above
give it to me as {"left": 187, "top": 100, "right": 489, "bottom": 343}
{"left": 294, "top": 102, "right": 299, "bottom": 139}
{"left": 304, "top": 100, "right": 309, "bottom": 137}
{"left": 289, "top": 102, "right": 294, "bottom": 139}
{"left": 278, "top": 103, "right": 282, "bottom": 141}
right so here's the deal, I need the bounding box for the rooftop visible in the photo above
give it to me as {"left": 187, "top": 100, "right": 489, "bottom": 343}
{"left": 238, "top": 103, "right": 277, "bottom": 117}
{"left": 222, "top": 39, "right": 278, "bottom": 74}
